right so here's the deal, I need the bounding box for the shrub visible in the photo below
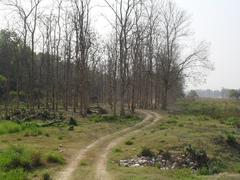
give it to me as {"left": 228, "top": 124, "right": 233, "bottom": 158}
{"left": 0, "top": 121, "right": 42, "bottom": 136}
{"left": 80, "top": 161, "right": 87, "bottom": 166}
{"left": 159, "top": 125, "right": 167, "bottom": 130}
{"left": 161, "top": 151, "right": 171, "bottom": 160}
{"left": 226, "top": 134, "right": 237, "bottom": 145}
{"left": 42, "top": 172, "right": 51, "bottom": 180}
{"left": 206, "top": 159, "right": 225, "bottom": 175}
{"left": 114, "top": 148, "right": 123, "bottom": 153}
{"left": 0, "top": 168, "right": 27, "bottom": 180}
{"left": 138, "top": 147, "right": 155, "bottom": 157}
{"left": 125, "top": 140, "right": 134, "bottom": 145}
{"left": 0, "top": 145, "right": 31, "bottom": 171}
{"left": 22, "top": 122, "right": 42, "bottom": 136}
{"left": 45, "top": 151, "right": 65, "bottom": 164}
{"left": 31, "top": 151, "right": 43, "bottom": 167}
{"left": 0, "top": 145, "right": 43, "bottom": 171}
{"left": 225, "top": 117, "right": 240, "bottom": 127}
{"left": 185, "top": 145, "right": 209, "bottom": 168}
{"left": 166, "top": 120, "right": 177, "bottom": 124}
{"left": 198, "top": 159, "right": 225, "bottom": 175}
{"left": 68, "top": 126, "right": 74, "bottom": 131}
{"left": 68, "top": 117, "right": 78, "bottom": 126}
{"left": 0, "top": 121, "right": 21, "bottom": 135}
{"left": 178, "top": 123, "right": 184, "bottom": 127}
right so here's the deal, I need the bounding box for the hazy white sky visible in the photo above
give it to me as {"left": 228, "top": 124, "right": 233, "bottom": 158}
{"left": 175, "top": 0, "right": 240, "bottom": 90}
{"left": 0, "top": 0, "right": 240, "bottom": 90}
{"left": 93, "top": 0, "right": 240, "bottom": 90}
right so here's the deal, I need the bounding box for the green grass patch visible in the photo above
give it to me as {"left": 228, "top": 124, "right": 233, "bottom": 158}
{"left": 138, "top": 147, "right": 155, "bottom": 157}
{"left": 0, "top": 121, "right": 22, "bottom": 134}
{"left": 0, "top": 121, "right": 42, "bottom": 136}
{"left": 108, "top": 100, "right": 240, "bottom": 179}
{"left": 225, "top": 117, "right": 240, "bottom": 127}
{"left": 166, "top": 119, "right": 177, "bottom": 124}
{"left": 125, "top": 140, "right": 134, "bottom": 145}
{"left": 44, "top": 151, "right": 65, "bottom": 164}
{"left": 176, "top": 99, "right": 240, "bottom": 119}
{"left": 0, "top": 168, "right": 27, "bottom": 180}
{"left": 113, "top": 148, "right": 123, "bottom": 153}
{"left": 0, "top": 145, "right": 44, "bottom": 172}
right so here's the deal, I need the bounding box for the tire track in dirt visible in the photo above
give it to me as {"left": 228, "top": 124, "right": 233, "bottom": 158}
{"left": 95, "top": 111, "right": 161, "bottom": 180}
{"left": 56, "top": 110, "right": 155, "bottom": 180}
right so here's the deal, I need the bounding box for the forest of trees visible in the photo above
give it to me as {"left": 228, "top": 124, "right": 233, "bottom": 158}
{"left": 0, "top": 0, "right": 213, "bottom": 116}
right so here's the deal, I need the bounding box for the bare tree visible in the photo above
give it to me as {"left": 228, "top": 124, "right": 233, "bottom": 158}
{"left": 2, "top": 0, "right": 42, "bottom": 107}
{"left": 104, "top": 0, "right": 141, "bottom": 115}
{"left": 72, "top": 0, "right": 92, "bottom": 116}
{"left": 157, "top": 1, "right": 212, "bottom": 109}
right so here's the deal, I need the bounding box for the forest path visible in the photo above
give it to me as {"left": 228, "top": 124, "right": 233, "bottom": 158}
{"left": 55, "top": 110, "right": 160, "bottom": 180}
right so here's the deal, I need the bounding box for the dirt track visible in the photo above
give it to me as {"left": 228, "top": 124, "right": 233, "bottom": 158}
{"left": 56, "top": 110, "right": 160, "bottom": 180}
{"left": 95, "top": 111, "right": 161, "bottom": 180}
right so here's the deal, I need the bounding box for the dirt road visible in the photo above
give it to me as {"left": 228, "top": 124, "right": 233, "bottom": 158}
{"left": 56, "top": 110, "right": 160, "bottom": 180}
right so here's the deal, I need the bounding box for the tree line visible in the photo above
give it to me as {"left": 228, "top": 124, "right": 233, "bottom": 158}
{"left": 0, "top": 0, "right": 213, "bottom": 116}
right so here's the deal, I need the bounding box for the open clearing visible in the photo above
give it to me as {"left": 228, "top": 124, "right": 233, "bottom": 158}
{"left": 1, "top": 100, "right": 240, "bottom": 180}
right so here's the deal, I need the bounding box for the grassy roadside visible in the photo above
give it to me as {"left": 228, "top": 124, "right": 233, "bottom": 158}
{"left": 0, "top": 112, "right": 142, "bottom": 179}
{"left": 107, "top": 100, "right": 240, "bottom": 180}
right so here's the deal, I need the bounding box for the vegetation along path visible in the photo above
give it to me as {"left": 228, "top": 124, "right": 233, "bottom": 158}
{"left": 56, "top": 110, "right": 161, "bottom": 180}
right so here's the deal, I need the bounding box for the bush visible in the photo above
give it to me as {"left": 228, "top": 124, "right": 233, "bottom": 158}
{"left": 225, "top": 117, "right": 240, "bottom": 127}
{"left": 114, "top": 148, "right": 123, "bottom": 153}
{"left": 31, "top": 151, "right": 43, "bottom": 168}
{"left": 125, "top": 140, "right": 134, "bottom": 145}
{"left": 198, "top": 159, "right": 225, "bottom": 175}
{"left": 0, "top": 168, "right": 27, "bottom": 180}
{"left": 0, "top": 145, "right": 43, "bottom": 171}
{"left": 159, "top": 125, "right": 167, "bottom": 130}
{"left": 45, "top": 151, "right": 65, "bottom": 164}
{"left": 0, "top": 121, "right": 21, "bottom": 135}
{"left": 22, "top": 122, "right": 42, "bottom": 136}
{"left": 0, "top": 121, "right": 41, "bottom": 136}
{"left": 42, "top": 172, "right": 51, "bottom": 180}
{"left": 68, "top": 126, "right": 74, "bottom": 131}
{"left": 138, "top": 147, "right": 155, "bottom": 157}
{"left": 166, "top": 120, "right": 177, "bottom": 124}
{"left": 178, "top": 123, "right": 184, "bottom": 127}
{"left": 226, "top": 134, "right": 237, "bottom": 145}
{"left": 68, "top": 117, "right": 78, "bottom": 126}
{"left": 185, "top": 145, "right": 209, "bottom": 168}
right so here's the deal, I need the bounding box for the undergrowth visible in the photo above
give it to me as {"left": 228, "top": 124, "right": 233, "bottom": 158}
{"left": 0, "top": 121, "right": 42, "bottom": 136}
